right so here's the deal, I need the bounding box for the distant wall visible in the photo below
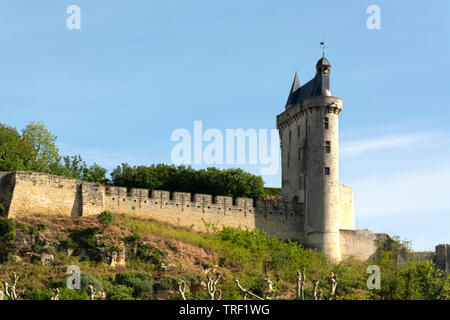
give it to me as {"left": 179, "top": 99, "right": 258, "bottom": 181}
{"left": 435, "top": 244, "right": 450, "bottom": 273}
{"left": 2, "top": 171, "right": 305, "bottom": 242}
{"left": 338, "top": 185, "right": 355, "bottom": 230}
{"left": 410, "top": 251, "right": 435, "bottom": 263}
{"left": 339, "top": 229, "right": 390, "bottom": 261}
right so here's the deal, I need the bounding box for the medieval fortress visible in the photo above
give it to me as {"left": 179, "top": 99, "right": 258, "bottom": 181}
{"left": 0, "top": 55, "right": 448, "bottom": 269}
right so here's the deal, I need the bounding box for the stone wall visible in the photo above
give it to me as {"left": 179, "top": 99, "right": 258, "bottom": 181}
{"left": 410, "top": 251, "right": 435, "bottom": 263}
{"left": 6, "top": 171, "right": 82, "bottom": 218}
{"left": 339, "top": 229, "right": 390, "bottom": 261}
{"left": 0, "top": 171, "right": 402, "bottom": 263}
{"left": 338, "top": 184, "right": 355, "bottom": 230}
{"left": 435, "top": 244, "right": 450, "bottom": 273}
{"left": 1, "top": 171, "right": 305, "bottom": 241}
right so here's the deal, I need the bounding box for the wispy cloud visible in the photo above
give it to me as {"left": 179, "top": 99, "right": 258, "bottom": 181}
{"left": 340, "top": 133, "right": 442, "bottom": 156}
{"left": 340, "top": 130, "right": 450, "bottom": 250}
{"left": 352, "top": 166, "right": 450, "bottom": 250}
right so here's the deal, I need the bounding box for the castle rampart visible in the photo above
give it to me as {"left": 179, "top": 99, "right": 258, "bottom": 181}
{"left": 1, "top": 170, "right": 448, "bottom": 271}
{"left": 1, "top": 171, "right": 305, "bottom": 242}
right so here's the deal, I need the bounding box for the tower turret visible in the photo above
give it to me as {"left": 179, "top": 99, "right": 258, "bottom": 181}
{"left": 277, "top": 54, "right": 343, "bottom": 262}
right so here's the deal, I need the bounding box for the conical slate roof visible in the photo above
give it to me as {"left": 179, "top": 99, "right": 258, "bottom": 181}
{"left": 285, "top": 72, "right": 301, "bottom": 106}
{"left": 285, "top": 56, "right": 332, "bottom": 107}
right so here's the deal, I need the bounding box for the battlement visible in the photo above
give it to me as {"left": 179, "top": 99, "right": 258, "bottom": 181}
{"left": 0, "top": 171, "right": 306, "bottom": 242}
{"left": 90, "top": 183, "right": 303, "bottom": 220}
{"left": 277, "top": 96, "right": 342, "bottom": 130}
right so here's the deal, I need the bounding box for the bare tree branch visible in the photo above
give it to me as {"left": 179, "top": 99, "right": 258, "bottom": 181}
{"left": 178, "top": 279, "right": 187, "bottom": 300}
{"left": 329, "top": 272, "right": 338, "bottom": 300}
{"left": 312, "top": 280, "right": 320, "bottom": 301}
{"left": 234, "top": 277, "right": 264, "bottom": 301}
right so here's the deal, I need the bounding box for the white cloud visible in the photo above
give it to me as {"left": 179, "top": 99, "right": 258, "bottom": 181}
{"left": 340, "top": 132, "right": 441, "bottom": 156}
{"left": 341, "top": 131, "right": 450, "bottom": 249}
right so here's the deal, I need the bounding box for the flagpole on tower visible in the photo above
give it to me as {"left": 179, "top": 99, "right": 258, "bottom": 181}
{"left": 320, "top": 37, "right": 328, "bottom": 57}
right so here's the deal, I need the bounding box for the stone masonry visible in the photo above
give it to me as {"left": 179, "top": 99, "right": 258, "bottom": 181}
{"left": 0, "top": 54, "right": 447, "bottom": 266}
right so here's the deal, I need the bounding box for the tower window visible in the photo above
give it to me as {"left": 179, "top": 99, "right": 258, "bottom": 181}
{"left": 289, "top": 130, "right": 292, "bottom": 143}
{"left": 299, "top": 176, "right": 302, "bottom": 189}
{"left": 298, "top": 147, "right": 301, "bottom": 160}
{"left": 287, "top": 152, "right": 290, "bottom": 167}
{"left": 297, "top": 125, "right": 300, "bottom": 137}
{"left": 325, "top": 141, "right": 331, "bottom": 153}
{"left": 324, "top": 118, "right": 329, "bottom": 129}
{"left": 324, "top": 167, "right": 330, "bottom": 175}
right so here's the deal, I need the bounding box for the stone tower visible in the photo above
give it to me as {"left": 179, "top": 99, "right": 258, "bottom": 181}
{"left": 277, "top": 55, "right": 343, "bottom": 262}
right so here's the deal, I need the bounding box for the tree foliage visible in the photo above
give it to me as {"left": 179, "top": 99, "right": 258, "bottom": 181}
{"left": 21, "top": 121, "right": 61, "bottom": 173}
{"left": 0, "top": 121, "right": 107, "bottom": 183}
{"left": 59, "top": 155, "right": 107, "bottom": 182}
{"left": 111, "top": 163, "right": 265, "bottom": 199}
{"left": 0, "top": 124, "right": 32, "bottom": 171}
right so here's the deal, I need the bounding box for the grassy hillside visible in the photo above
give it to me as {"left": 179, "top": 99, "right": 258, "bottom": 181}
{"left": 0, "top": 213, "right": 448, "bottom": 300}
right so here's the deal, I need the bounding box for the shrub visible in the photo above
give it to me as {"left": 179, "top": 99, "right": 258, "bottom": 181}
{"left": 122, "top": 233, "right": 141, "bottom": 245}
{"left": 15, "top": 222, "right": 46, "bottom": 235}
{"left": 106, "top": 285, "right": 135, "bottom": 300}
{"left": 67, "top": 227, "right": 98, "bottom": 250}
{"left": 184, "top": 274, "right": 204, "bottom": 287}
{"left": 115, "top": 273, "right": 154, "bottom": 299}
{"left": 98, "top": 210, "right": 115, "bottom": 230}
{"left": 129, "top": 277, "right": 154, "bottom": 299}
{"left": 59, "top": 238, "right": 78, "bottom": 250}
{"left": 63, "top": 227, "right": 100, "bottom": 260}
{"left": 80, "top": 272, "right": 103, "bottom": 291}
{"left": 137, "top": 243, "right": 166, "bottom": 264}
{"left": 0, "top": 202, "right": 5, "bottom": 216}
{"left": 28, "top": 288, "right": 53, "bottom": 300}
{"left": 0, "top": 217, "right": 15, "bottom": 240}
{"left": 59, "top": 288, "right": 90, "bottom": 300}
{"left": 153, "top": 276, "right": 177, "bottom": 293}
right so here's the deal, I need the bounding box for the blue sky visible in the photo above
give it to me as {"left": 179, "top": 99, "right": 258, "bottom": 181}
{"left": 1, "top": 0, "right": 449, "bottom": 250}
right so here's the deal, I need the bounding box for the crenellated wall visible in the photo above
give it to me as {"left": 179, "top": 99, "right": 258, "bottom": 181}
{"left": 6, "top": 171, "right": 439, "bottom": 267}
{"left": 1, "top": 171, "right": 305, "bottom": 241}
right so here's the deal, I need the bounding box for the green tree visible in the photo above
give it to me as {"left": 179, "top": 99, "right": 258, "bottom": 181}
{"left": 82, "top": 163, "right": 107, "bottom": 183}
{"left": 21, "top": 121, "right": 61, "bottom": 173}
{"left": 111, "top": 163, "right": 265, "bottom": 199}
{"left": 61, "top": 155, "right": 107, "bottom": 182}
{"left": 61, "top": 155, "right": 85, "bottom": 179}
{"left": 0, "top": 124, "right": 31, "bottom": 171}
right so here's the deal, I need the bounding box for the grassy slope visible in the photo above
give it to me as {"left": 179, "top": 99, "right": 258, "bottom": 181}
{"left": 1, "top": 213, "right": 448, "bottom": 300}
